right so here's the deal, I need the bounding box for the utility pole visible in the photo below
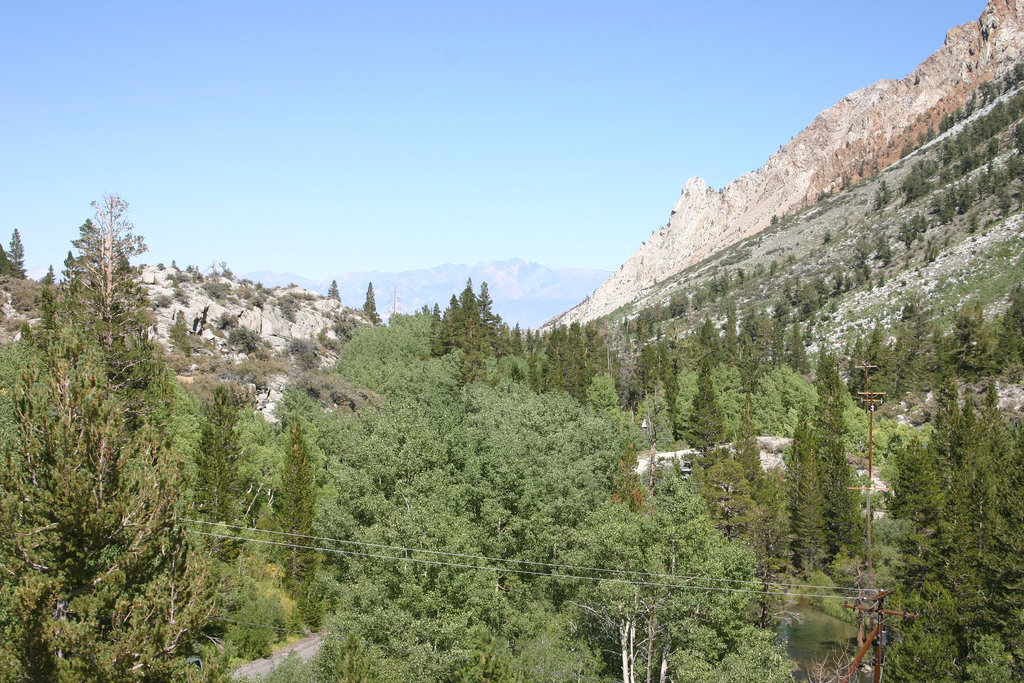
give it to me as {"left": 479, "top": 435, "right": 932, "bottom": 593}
{"left": 389, "top": 285, "right": 401, "bottom": 318}
{"left": 841, "top": 590, "right": 920, "bottom": 683}
{"left": 854, "top": 364, "right": 886, "bottom": 585}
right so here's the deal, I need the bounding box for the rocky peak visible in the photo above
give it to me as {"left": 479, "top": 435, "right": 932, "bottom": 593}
{"left": 552, "top": 0, "right": 1024, "bottom": 327}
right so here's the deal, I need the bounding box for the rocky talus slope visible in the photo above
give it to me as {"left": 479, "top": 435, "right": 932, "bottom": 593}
{"left": 553, "top": 0, "right": 1024, "bottom": 326}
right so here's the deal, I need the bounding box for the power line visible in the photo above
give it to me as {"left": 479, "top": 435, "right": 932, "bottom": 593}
{"left": 187, "top": 528, "right": 859, "bottom": 600}
{"left": 217, "top": 617, "right": 620, "bottom": 682}
{"left": 181, "top": 519, "right": 864, "bottom": 595}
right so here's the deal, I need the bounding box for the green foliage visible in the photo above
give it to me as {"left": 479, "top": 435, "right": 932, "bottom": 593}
{"left": 814, "top": 353, "right": 861, "bottom": 563}
{"left": 687, "top": 358, "right": 725, "bottom": 449}
{"left": 0, "top": 326, "right": 215, "bottom": 679}
{"left": 7, "top": 228, "right": 25, "bottom": 278}
{"left": 277, "top": 420, "right": 319, "bottom": 587}
{"left": 456, "top": 635, "right": 516, "bottom": 683}
{"left": 195, "top": 385, "right": 245, "bottom": 525}
{"left": 752, "top": 365, "right": 816, "bottom": 437}
{"left": 58, "top": 195, "right": 169, "bottom": 426}
{"left": 786, "top": 415, "right": 825, "bottom": 572}
{"left": 171, "top": 310, "right": 192, "bottom": 355}
{"left": 363, "top": 282, "right": 381, "bottom": 326}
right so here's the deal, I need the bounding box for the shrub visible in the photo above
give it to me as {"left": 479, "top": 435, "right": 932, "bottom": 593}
{"left": 228, "top": 327, "right": 266, "bottom": 356}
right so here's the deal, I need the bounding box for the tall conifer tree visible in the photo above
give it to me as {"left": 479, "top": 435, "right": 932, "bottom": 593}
{"left": 7, "top": 228, "right": 25, "bottom": 278}
{"left": 787, "top": 413, "right": 825, "bottom": 572}
{"left": 195, "top": 385, "right": 244, "bottom": 525}
{"left": 363, "top": 282, "right": 381, "bottom": 326}
{"left": 814, "top": 352, "right": 860, "bottom": 562}
{"left": 687, "top": 357, "right": 725, "bottom": 449}
{"left": 0, "top": 308, "right": 213, "bottom": 676}
{"left": 277, "top": 420, "right": 318, "bottom": 585}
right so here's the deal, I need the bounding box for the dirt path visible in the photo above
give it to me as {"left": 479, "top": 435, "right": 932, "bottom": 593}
{"left": 231, "top": 631, "right": 325, "bottom": 679}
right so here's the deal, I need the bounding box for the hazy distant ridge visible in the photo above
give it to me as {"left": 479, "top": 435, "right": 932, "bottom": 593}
{"left": 245, "top": 258, "right": 611, "bottom": 328}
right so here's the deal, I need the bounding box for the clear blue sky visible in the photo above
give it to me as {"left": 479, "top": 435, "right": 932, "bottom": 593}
{"left": 1, "top": 1, "right": 986, "bottom": 278}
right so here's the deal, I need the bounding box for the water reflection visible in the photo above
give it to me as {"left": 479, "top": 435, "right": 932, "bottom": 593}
{"left": 778, "top": 604, "right": 870, "bottom": 681}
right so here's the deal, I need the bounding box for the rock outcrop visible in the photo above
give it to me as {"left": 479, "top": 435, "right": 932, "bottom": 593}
{"left": 141, "top": 265, "right": 365, "bottom": 357}
{"left": 552, "top": 0, "right": 1024, "bottom": 326}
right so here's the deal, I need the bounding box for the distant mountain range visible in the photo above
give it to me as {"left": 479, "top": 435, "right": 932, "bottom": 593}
{"left": 244, "top": 258, "right": 611, "bottom": 329}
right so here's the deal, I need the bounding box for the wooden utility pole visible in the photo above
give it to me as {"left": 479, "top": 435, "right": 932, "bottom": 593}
{"left": 841, "top": 590, "right": 920, "bottom": 683}
{"left": 854, "top": 364, "right": 886, "bottom": 584}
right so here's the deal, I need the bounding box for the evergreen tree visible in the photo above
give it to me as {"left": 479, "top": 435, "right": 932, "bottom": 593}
{"left": 787, "top": 413, "right": 825, "bottom": 572}
{"left": 8, "top": 228, "right": 25, "bottom": 278}
{"left": 814, "top": 352, "right": 860, "bottom": 563}
{"left": 889, "top": 437, "right": 944, "bottom": 591}
{"left": 0, "top": 242, "right": 10, "bottom": 276}
{"left": 750, "top": 470, "right": 789, "bottom": 628}
{"left": 735, "top": 392, "right": 762, "bottom": 484}
{"left": 363, "top": 282, "right": 381, "bottom": 326}
{"left": 328, "top": 279, "right": 340, "bottom": 301}
{"left": 60, "top": 196, "right": 168, "bottom": 425}
{"left": 457, "top": 635, "right": 516, "bottom": 683}
{"left": 696, "top": 449, "right": 755, "bottom": 540}
{"left": 687, "top": 357, "right": 725, "bottom": 449}
{"left": 477, "top": 281, "right": 499, "bottom": 351}
{"left": 0, "top": 327, "right": 214, "bottom": 679}
{"left": 277, "top": 420, "right": 318, "bottom": 586}
{"left": 170, "top": 310, "right": 192, "bottom": 356}
{"left": 41, "top": 264, "right": 55, "bottom": 286}
{"left": 195, "top": 385, "right": 244, "bottom": 525}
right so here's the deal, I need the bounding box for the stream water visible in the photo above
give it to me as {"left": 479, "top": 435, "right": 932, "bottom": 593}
{"left": 779, "top": 604, "right": 870, "bottom": 681}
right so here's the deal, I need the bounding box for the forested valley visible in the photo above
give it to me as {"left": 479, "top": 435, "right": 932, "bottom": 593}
{"left": 3, "top": 69, "right": 1024, "bottom": 683}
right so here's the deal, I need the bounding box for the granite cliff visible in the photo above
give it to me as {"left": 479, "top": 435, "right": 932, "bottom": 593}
{"left": 552, "top": 0, "right": 1024, "bottom": 326}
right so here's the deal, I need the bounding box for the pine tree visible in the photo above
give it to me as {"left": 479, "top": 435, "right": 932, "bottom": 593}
{"left": 687, "top": 357, "right": 725, "bottom": 449}
{"left": 457, "top": 635, "right": 516, "bottom": 683}
{"left": 787, "top": 413, "right": 825, "bottom": 572}
{"left": 328, "top": 279, "right": 340, "bottom": 301}
{"left": 696, "top": 449, "right": 755, "bottom": 540}
{"left": 477, "top": 280, "right": 499, "bottom": 352}
{"left": 889, "top": 437, "right": 944, "bottom": 591}
{"left": 0, "top": 242, "right": 10, "bottom": 276}
{"left": 751, "top": 470, "right": 789, "bottom": 628}
{"left": 60, "top": 196, "right": 167, "bottom": 425}
{"left": 0, "top": 326, "right": 214, "bottom": 679}
{"left": 8, "top": 228, "right": 25, "bottom": 278}
{"left": 41, "top": 264, "right": 55, "bottom": 286}
{"left": 326, "top": 634, "right": 376, "bottom": 682}
{"left": 277, "top": 420, "right": 318, "bottom": 586}
{"left": 195, "top": 385, "right": 244, "bottom": 525}
{"left": 363, "top": 282, "right": 381, "bottom": 326}
{"left": 735, "top": 392, "right": 762, "bottom": 484}
{"left": 814, "top": 352, "right": 860, "bottom": 562}
{"left": 170, "top": 310, "right": 192, "bottom": 356}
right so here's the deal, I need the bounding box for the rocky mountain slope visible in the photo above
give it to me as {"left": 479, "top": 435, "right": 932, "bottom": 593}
{"left": 599, "top": 76, "right": 1024, "bottom": 335}
{"left": 552, "top": 0, "right": 1024, "bottom": 327}
{"left": 141, "top": 265, "right": 372, "bottom": 420}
